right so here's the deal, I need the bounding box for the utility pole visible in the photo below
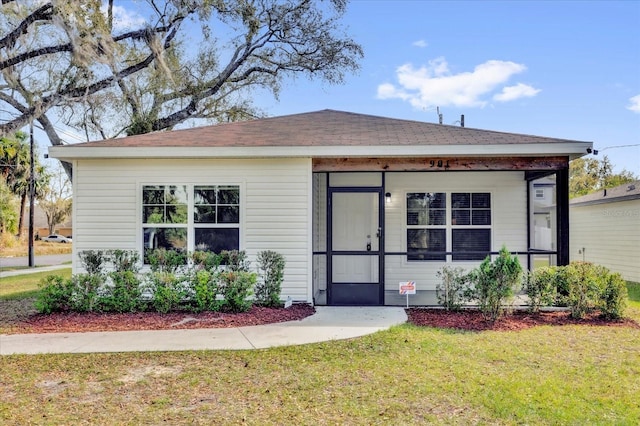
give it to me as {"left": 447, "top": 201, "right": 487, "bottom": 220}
{"left": 28, "top": 122, "right": 35, "bottom": 267}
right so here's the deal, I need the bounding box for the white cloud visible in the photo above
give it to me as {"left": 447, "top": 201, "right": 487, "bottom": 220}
{"left": 377, "top": 57, "right": 539, "bottom": 109}
{"left": 413, "top": 39, "right": 428, "bottom": 48}
{"left": 627, "top": 94, "right": 640, "bottom": 113}
{"left": 101, "top": 3, "right": 147, "bottom": 31}
{"left": 493, "top": 83, "right": 541, "bottom": 102}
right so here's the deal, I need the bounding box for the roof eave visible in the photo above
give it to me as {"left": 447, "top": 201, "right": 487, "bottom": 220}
{"left": 49, "top": 142, "right": 593, "bottom": 161}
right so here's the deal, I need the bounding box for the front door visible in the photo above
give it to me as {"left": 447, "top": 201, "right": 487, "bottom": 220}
{"left": 328, "top": 188, "right": 383, "bottom": 305}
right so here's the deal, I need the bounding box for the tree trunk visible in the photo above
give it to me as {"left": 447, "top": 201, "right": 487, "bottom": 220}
{"left": 17, "top": 191, "right": 26, "bottom": 237}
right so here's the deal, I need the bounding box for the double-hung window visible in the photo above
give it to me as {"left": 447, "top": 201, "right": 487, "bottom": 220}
{"left": 406, "top": 192, "right": 447, "bottom": 261}
{"left": 142, "top": 184, "right": 240, "bottom": 262}
{"left": 406, "top": 191, "right": 491, "bottom": 261}
{"left": 451, "top": 193, "right": 491, "bottom": 260}
{"left": 194, "top": 185, "right": 240, "bottom": 253}
{"left": 142, "top": 185, "right": 188, "bottom": 256}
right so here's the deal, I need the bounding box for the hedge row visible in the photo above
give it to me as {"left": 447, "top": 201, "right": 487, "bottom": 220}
{"left": 36, "top": 249, "right": 286, "bottom": 314}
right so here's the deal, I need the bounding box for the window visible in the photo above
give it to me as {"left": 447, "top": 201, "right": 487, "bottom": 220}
{"left": 142, "top": 184, "right": 240, "bottom": 262}
{"left": 406, "top": 192, "right": 491, "bottom": 261}
{"left": 194, "top": 185, "right": 240, "bottom": 253}
{"left": 406, "top": 193, "right": 446, "bottom": 260}
{"left": 451, "top": 193, "right": 491, "bottom": 260}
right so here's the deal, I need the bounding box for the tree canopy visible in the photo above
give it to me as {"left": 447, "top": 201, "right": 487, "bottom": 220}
{"left": 0, "top": 0, "right": 362, "bottom": 145}
{"left": 569, "top": 156, "right": 637, "bottom": 198}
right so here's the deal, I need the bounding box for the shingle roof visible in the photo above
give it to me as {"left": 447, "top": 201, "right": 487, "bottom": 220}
{"left": 68, "top": 109, "right": 589, "bottom": 148}
{"left": 571, "top": 180, "right": 640, "bottom": 205}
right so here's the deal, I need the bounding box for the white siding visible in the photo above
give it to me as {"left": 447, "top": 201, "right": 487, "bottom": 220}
{"left": 72, "top": 158, "right": 313, "bottom": 302}
{"left": 570, "top": 200, "right": 640, "bottom": 282}
{"left": 384, "top": 171, "right": 527, "bottom": 296}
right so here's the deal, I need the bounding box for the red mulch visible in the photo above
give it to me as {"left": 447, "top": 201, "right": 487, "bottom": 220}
{"left": 9, "top": 304, "right": 316, "bottom": 334}
{"left": 406, "top": 308, "right": 640, "bottom": 332}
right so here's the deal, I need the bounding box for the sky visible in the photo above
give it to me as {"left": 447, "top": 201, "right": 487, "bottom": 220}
{"left": 38, "top": 1, "right": 640, "bottom": 176}
{"left": 259, "top": 0, "right": 640, "bottom": 176}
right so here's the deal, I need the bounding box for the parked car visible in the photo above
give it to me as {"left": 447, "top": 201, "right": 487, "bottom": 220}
{"left": 42, "top": 234, "right": 72, "bottom": 243}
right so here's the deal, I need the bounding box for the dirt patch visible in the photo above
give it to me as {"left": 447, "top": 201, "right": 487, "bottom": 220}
{"left": 2, "top": 304, "right": 316, "bottom": 334}
{"left": 406, "top": 308, "right": 640, "bottom": 332}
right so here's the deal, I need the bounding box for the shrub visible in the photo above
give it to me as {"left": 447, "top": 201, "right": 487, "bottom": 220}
{"left": 70, "top": 273, "right": 104, "bottom": 312}
{"left": 598, "top": 272, "right": 628, "bottom": 320}
{"left": 190, "top": 250, "right": 223, "bottom": 272}
{"left": 469, "top": 246, "right": 522, "bottom": 321}
{"left": 35, "top": 275, "right": 74, "bottom": 314}
{"left": 100, "top": 271, "right": 143, "bottom": 313}
{"left": 109, "top": 249, "right": 141, "bottom": 273}
{"left": 564, "top": 262, "right": 603, "bottom": 319}
{"left": 146, "top": 272, "right": 186, "bottom": 313}
{"left": 220, "top": 250, "right": 250, "bottom": 272}
{"left": 219, "top": 270, "right": 256, "bottom": 313}
{"left": 254, "top": 250, "right": 286, "bottom": 307}
{"left": 435, "top": 266, "right": 472, "bottom": 311}
{"left": 78, "top": 250, "right": 107, "bottom": 275}
{"left": 524, "top": 267, "right": 558, "bottom": 313}
{"left": 191, "top": 269, "right": 221, "bottom": 312}
{"left": 147, "top": 248, "right": 187, "bottom": 274}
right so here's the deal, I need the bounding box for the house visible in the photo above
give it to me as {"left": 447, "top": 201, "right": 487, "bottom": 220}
{"left": 570, "top": 180, "right": 640, "bottom": 283}
{"left": 48, "top": 110, "right": 592, "bottom": 305}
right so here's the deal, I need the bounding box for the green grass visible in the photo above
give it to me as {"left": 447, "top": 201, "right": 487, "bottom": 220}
{"left": 0, "top": 269, "right": 71, "bottom": 300}
{"left": 1, "top": 324, "right": 639, "bottom": 424}
{"left": 0, "top": 273, "right": 638, "bottom": 424}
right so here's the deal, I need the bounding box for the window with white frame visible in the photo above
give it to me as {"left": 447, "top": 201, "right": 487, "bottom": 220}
{"left": 142, "top": 184, "right": 240, "bottom": 262}
{"left": 406, "top": 192, "right": 491, "bottom": 261}
{"left": 406, "top": 192, "right": 446, "bottom": 261}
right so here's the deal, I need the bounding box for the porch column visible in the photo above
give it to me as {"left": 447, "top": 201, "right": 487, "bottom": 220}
{"left": 556, "top": 167, "right": 570, "bottom": 265}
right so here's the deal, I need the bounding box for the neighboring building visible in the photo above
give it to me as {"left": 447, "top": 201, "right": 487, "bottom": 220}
{"left": 49, "top": 110, "right": 591, "bottom": 305}
{"left": 570, "top": 181, "right": 640, "bottom": 283}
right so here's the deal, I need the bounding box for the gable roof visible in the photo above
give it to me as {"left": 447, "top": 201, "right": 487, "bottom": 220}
{"left": 571, "top": 180, "right": 640, "bottom": 206}
{"left": 49, "top": 109, "right": 592, "bottom": 160}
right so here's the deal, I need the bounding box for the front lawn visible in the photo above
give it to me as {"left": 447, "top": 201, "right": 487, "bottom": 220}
{"left": 1, "top": 322, "right": 639, "bottom": 424}
{"left": 1, "top": 275, "right": 639, "bottom": 424}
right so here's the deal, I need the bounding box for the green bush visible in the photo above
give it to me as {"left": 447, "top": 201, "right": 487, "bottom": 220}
{"left": 254, "top": 250, "right": 286, "bottom": 307}
{"left": 191, "top": 269, "right": 222, "bottom": 312}
{"left": 146, "top": 272, "right": 186, "bottom": 313}
{"left": 147, "top": 248, "right": 187, "bottom": 274}
{"left": 469, "top": 246, "right": 522, "bottom": 321}
{"left": 435, "top": 266, "right": 472, "bottom": 311}
{"left": 221, "top": 250, "right": 250, "bottom": 272}
{"left": 524, "top": 267, "right": 558, "bottom": 313}
{"left": 78, "top": 250, "right": 107, "bottom": 275}
{"left": 70, "top": 273, "right": 104, "bottom": 312}
{"left": 219, "top": 270, "right": 256, "bottom": 313}
{"left": 35, "top": 275, "right": 74, "bottom": 314}
{"left": 190, "top": 251, "right": 223, "bottom": 271}
{"left": 109, "top": 249, "right": 141, "bottom": 273}
{"left": 100, "top": 271, "right": 143, "bottom": 313}
{"left": 564, "top": 262, "right": 604, "bottom": 319}
{"left": 598, "top": 272, "right": 628, "bottom": 320}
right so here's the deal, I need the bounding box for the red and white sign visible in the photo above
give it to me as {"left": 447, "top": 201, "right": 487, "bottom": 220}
{"left": 399, "top": 281, "right": 416, "bottom": 295}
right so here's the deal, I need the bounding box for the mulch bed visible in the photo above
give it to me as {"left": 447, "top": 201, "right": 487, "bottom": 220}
{"left": 406, "top": 308, "right": 640, "bottom": 332}
{"left": 6, "top": 304, "right": 316, "bottom": 334}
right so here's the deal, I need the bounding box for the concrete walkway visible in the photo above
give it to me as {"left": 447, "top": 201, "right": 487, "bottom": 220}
{"left": 0, "top": 307, "right": 407, "bottom": 355}
{"left": 0, "top": 263, "right": 70, "bottom": 278}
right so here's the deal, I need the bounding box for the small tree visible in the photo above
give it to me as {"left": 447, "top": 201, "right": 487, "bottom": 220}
{"left": 255, "top": 250, "right": 286, "bottom": 307}
{"left": 469, "top": 246, "right": 523, "bottom": 321}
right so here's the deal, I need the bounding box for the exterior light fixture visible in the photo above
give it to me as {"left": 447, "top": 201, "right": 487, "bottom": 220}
{"left": 385, "top": 192, "right": 391, "bottom": 203}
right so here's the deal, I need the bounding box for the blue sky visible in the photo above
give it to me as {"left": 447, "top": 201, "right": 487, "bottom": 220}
{"left": 42, "top": 1, "right": 639, "bottom": 176}
{"left": 260, "top": 0, "right": 640, "bottom": 176}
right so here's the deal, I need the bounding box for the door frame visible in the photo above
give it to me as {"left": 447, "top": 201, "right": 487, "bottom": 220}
{"left": 327, "top": 186, "right": 385, "bottom": 305}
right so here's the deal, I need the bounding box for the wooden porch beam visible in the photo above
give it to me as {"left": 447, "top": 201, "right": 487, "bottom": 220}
{"left": 313, "top": 156, "right": 569, "bottom": 172}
